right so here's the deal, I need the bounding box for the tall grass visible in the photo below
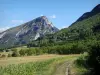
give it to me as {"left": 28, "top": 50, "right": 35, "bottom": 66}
{"left": 74, "top": 53, "right": 88, "bottom": 75}
{"left": 0, "top": 56, "right": 76, "bottom": 75}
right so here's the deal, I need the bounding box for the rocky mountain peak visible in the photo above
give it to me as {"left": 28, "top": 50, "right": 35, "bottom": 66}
{"left": 0, "top": 16, "right": 59, "bottom": 48}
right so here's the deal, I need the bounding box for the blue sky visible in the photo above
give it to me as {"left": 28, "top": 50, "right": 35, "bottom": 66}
{"left": 0, "top": 0, "right": 100, "bottom": 31}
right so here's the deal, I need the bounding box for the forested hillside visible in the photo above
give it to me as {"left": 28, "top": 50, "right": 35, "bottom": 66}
{"left": 28, "top": 4, "right": 100, "bottom": 48}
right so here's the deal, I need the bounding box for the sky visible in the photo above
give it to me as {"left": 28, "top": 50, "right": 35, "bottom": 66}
{"left": 0, "top": 0, "right": 100, "bottom": 32}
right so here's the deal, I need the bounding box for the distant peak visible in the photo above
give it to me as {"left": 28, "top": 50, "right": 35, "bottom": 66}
{"left": 96, "top": 4, "right": 100, "bottom": 7}
{"left": 95, "top": 4, "right": 100, "bottom": 8}
{"left": 40, "top": 16, "right": 48, "bottom": 19}
{"left": 92, "top": 4, "right": 100, "bottom": 12}
{"left": 40, "top": 16, "right": 47, "bottom": 18}
{"left": 34, "top": 16, "right": 48, "bottom": 20}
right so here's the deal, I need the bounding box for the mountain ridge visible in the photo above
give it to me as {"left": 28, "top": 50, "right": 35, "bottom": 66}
{"left": 76, "top": 4, "right": 100, "bottom": 22}
{"left": 30, "top": 4, "right": 100, "bottom": 47}
{"left": 56, "top": 4, "right": 100, "bottom": 41}
{"left": 0, "top": 16, "right": 59, "bottom": 48}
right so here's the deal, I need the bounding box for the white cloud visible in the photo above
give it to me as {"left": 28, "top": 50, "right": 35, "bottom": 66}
{"left": 0, "top": 27, "right": 10, "bottom": 33}
{"left": 62, "top": 26, "right": 67, "bottom": 28}
{"left": 60, "top": 25, "right": 69, "bottom": 30}
{"left": 49, "top": 15, "right": 56, "bottom": 19}
{"left": 11, "top": 20, "right": 24, "bottom": 24}
{"left": 40, "top": 14, "right": 43, "bottom": 16}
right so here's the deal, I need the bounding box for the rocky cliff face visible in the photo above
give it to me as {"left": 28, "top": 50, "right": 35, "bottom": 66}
{"left": 0, "top": 16, "right": 59, "bottom": 48}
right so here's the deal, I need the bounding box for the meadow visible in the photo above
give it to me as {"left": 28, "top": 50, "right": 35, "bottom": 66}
{"left": 0, "top": 54, "right": 79, "bottom": 75}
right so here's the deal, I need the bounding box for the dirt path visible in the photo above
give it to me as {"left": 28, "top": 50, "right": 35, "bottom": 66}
{"left": 54, "top": 61, "right": 71, "bottom": 75}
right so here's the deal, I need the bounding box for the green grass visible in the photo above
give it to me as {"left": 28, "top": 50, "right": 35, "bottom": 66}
{"left": 0, "top": 55, "right": 79, "bottom": 75}
{"left": 71, "top": 63, "right": 88, "bottom": 75}
{"left": 71, "top": 53, "right": 88, "bottom": 75}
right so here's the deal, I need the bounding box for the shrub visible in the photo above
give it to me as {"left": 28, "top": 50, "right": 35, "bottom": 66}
{"left": 0, "top": 53, "right": 2, "bottom": 57}
{"left": 26, "top": 48, "right": 34, "bottom": 56}
{"left": 86, "top": 42, "right": 100, "bottom": 75}
{"left": 19, "top": 49, "right": 27, "bottom": 56}
{"left": 8, "top": 53, "right": 12, "bottom": 57}
{"left": 75, "top": 52, "right": 88, "bottom": 67}
{"left": 12, "top": 50, "right": 20, "bottom": 57}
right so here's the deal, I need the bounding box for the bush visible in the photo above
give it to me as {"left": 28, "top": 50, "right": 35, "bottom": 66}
{"left": 12, "top": 50, "right": 20, "bottom": 57}
{"left": 86, "top": 42, "right": 100, "bottom": 75}
{"left": 19, "top": 49, "right": 27, "bottom": 56}
{"left": 8, "top": 53, "right": 12, "bottom": 57}
{"left": 75, "top": 52, "right": 88, "bottom": 67}
{"left": 0, "top": 53, "right": 2, "bottom": 57}
{"left": 26, "top": 48, "right": 34, "bottom": 56}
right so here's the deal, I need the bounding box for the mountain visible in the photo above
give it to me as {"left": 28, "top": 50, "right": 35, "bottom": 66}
{"left": 0, "top": 16, "right": 59, "bottom": 48}
{"left": 0, "top": 4, "right": 100, "bottom": 48}
{"left": 31, "top": 4, "right": 100, "bottom": 47}
{"left": 76, "top": 4, "right": 100, "bottom": 22}
{"left": 55, "top": 4, "right": 100, "bottom": 41}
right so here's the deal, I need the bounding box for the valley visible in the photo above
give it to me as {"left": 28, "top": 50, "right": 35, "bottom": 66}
{"left": 0, "top": 3, "right": 100, "bottom": 75}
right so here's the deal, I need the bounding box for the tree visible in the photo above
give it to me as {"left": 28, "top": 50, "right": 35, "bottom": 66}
{"left": 87, "top": 42, "right": 100, "bottom": 75}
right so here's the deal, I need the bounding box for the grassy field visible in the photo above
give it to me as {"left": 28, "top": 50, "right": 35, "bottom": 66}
{"left": 0, "top": 54, "right": 79, "bottom": 75}
{"left": 0, "top": 54, "right": 71, "bottom": 66}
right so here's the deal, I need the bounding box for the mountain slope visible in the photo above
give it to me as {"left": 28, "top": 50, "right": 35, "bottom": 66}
{"left": 76, "top": 4, "right": 100, "bottom": 22}
{"left": 54, "top": 4, "right": 100, "bottom": 41}
{"left": 30, "top": 4, "right": 100, "bottom": 47}
{"left": 0, "top": 16, "right": 59, "bottom": 48}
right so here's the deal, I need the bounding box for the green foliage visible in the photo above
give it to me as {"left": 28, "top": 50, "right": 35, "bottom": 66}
{"left": 75, "top": 52, "right": 88, "bottom": 67}
{"left": 75, "top": 41, "right": 100, "bottom": 75}
{"left": 86, "top": 42, "right": 100, "bottom": 75}
{"left": 30, "top": 13, "right": 100, "bottom": 46}
{"left": 26, "top": 13, "right": 100, "bottom": 57}
{"left": 0, "top": 48, "right": 4, "bottom": 52}
{"left": 12, "top": 49, "right": 20, "bottom": 57}
{"left": 8, "top": 54, "right": 12, "bottom": 57}
{"left": 19, "top": 49, "right": 27, "bottom": 56}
